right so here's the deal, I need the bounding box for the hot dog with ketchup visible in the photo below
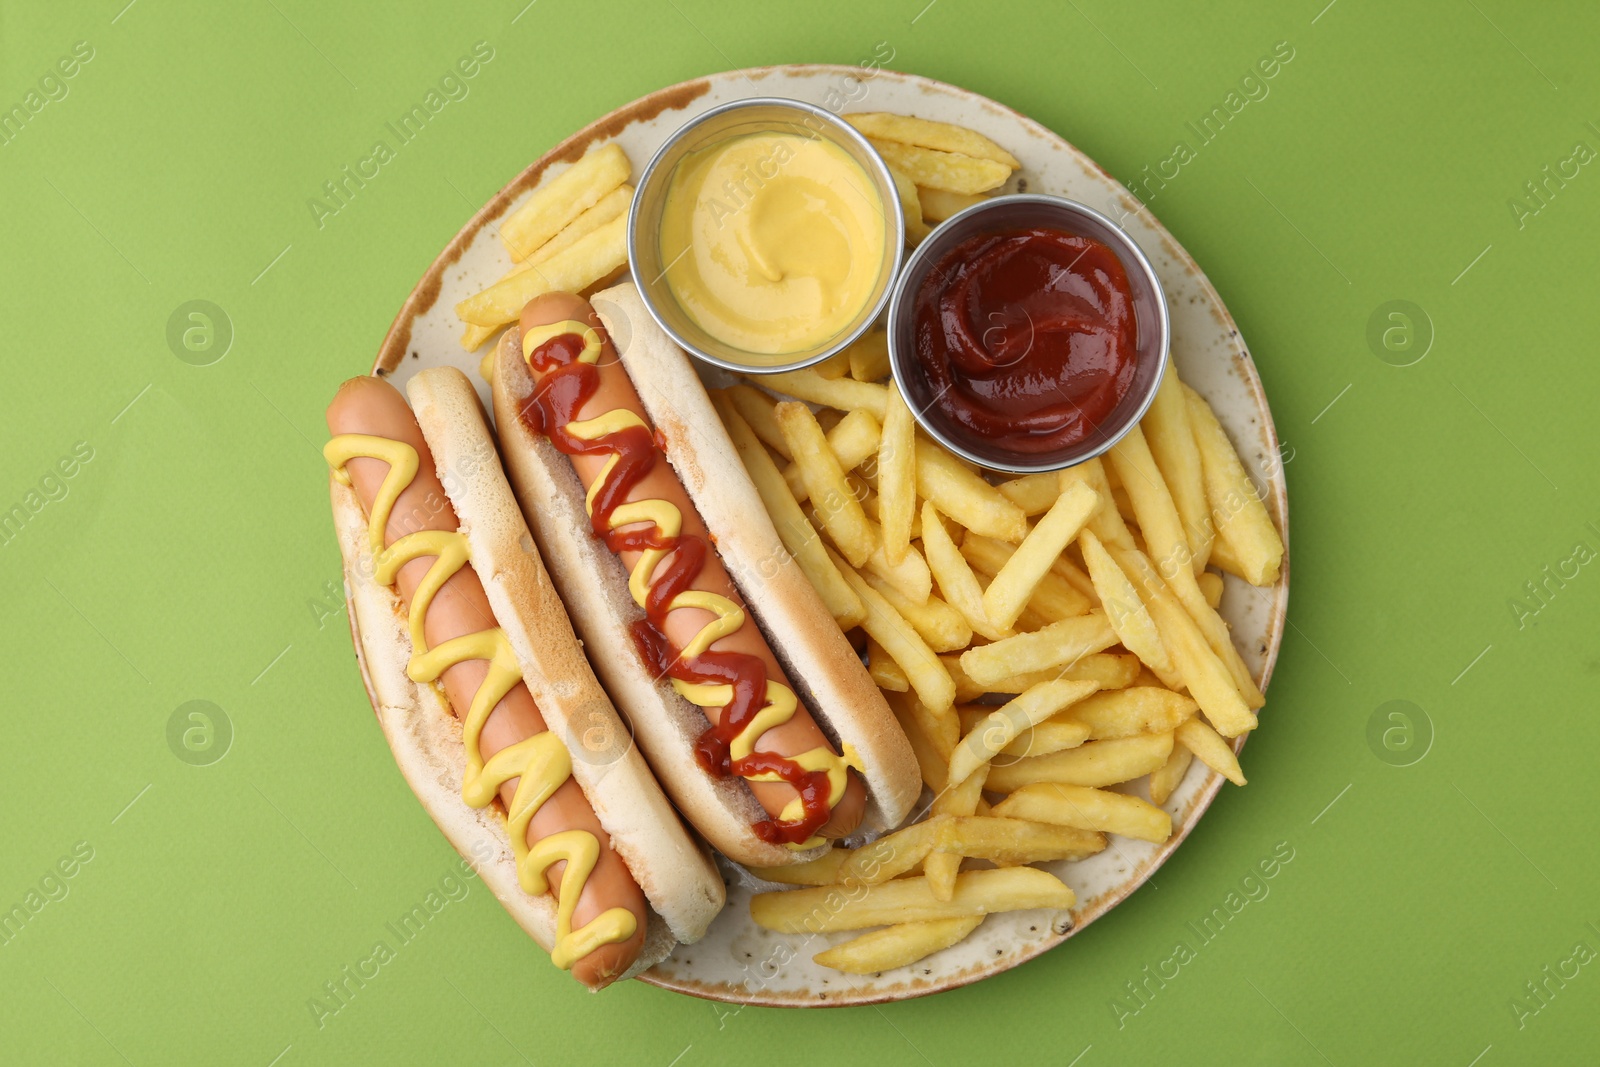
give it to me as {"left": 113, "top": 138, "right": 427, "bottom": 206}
{"left": 490, "top": 282, "right": 919, "bottom": 867}
{"left": 324, "top": 367, "right": 722, "bottom": 987}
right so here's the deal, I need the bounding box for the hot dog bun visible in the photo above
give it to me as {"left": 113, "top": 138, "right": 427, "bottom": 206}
{"left": 330, "top": 366, "right": 723, "bottom": 982}
{"left": 490, "top": 281, "right": 920, "bottom": 868}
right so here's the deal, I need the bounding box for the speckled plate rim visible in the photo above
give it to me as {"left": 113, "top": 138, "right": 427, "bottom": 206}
{"left": 361, "top": 64, "right": 1289, "bottom": 1007}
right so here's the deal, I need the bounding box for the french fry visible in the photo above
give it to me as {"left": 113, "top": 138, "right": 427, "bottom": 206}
{"left": 511, "top": 183, "right": 633, "bottom": 275}
{"left": 867, "top": 138, "right": 1012, "bottom": 194}
{"left": 1148, "top": 742, "right": 1194, "bottom": 806}
{"left": 758, "top": 847, "right": 851, "bottom": 887}
{"left": 1143, "top": 370, "right": 1213, "bottom": 573}
{"left": 1111, "top": 545, "right": 1258, "bottom": 737}
{"left": 836, "top": 817, "right": 943, "bottom": 887}
{"left": 779, "top": 402, "right": 877, "bottom": 568}
{"left": 1064, "top": 457, "right": 1136, "bottom": 550}
{"left": 878, "top": 383, "right": 917, "bottom": 567}
{"left": 461, "top": 321, "right": 497, "bottom": 352}
{"left": 1001, "top": 718, "right": 1092, "bottom": 759}
{"left": 918, "top": 185, "right": 988, "bottom": 223}
{"left": 1183, "top": 382, "right": 1284, "bottom": 587}
{"left": 867, "top": 638, "right": 910, "bottom": 691}
{"left": 783, "top": 408, "right": 881, "bottom": 502}
{"left": 959, "top": 613, "right": 1117, "bottom": 688}
{"left": 960, "top": 534, "right": 1093, "bottom": 622}
{"left": 984, "top": 731, "right": 1175, "bottom": 793}
{"left": 933, "top": 815, "right": 1105, "bottom": 864}
{"left": 500, "top": 142, "right": 630, "bottom": 260}
{"left": 1198, "top": 570, "right": 1224, "bottom": 609}
{"left": 922, "top": 502, "right": 1008, "bottom": 642}
{"left": 981, "top": 480, "right": 1098, "bottom": 630}
{"left": 811, "top": 349, "right": 853, "bottom": 380}
{"left": 861, "top": 528, "right": 932, "bottom": 603}
{"left": 718, "top": 385, "right": 790, "bottom": 459}
{"left": 863, "top": 571, "right": 972, "bottom": 652}
{"left": 886, "top": 163, "right": 931, "bottom": 244}
{"left": 845, "top": 112, "right": 1021, "bottom": 168}
{"left": 813, "top": 916, "right": 984, "bottom": 974}
{"left": 916, "top": 440, "right": 1028, "bottom": 542}
{"left": 998, "top": 472, "right": 1064, "bottom": 516}
{"left": 1109, "top": 426, "right": 1262, "bottom": 706}
{"left": 835, "top": 549, "right": 955, "bottom": 713}
{"left": 939, "top": 653, "right": 989, "bottom": 703}
{"left": 948, "top": 680, "right": 1099, "bottom": 784}
{"left": 1079, "top": 528, "right": 1174, "bottom": 679}
{"left": 751, "top": 867, "right": 1075, "bottom": 934}
{"left": 456, "top": 213, "right": 627, "bottom": 327}
{"left": 1067, "top": 687, "right": 1196, "bottom": 739}
{"left": 713, "top": 395, "right": 865, "bottom": 628}
{"left": 758, "top": 369, "right": 889, "bottom": 420}
{"left": 924, "top": 763, "right": 988, "bottom": 901}
{"left": 1176, "top": 718, "right": 1246, "bottom": 786}
{"left": 993, "top": 784, "right": 1172, "bottom": 844}
{"left": 891, "top": 693, "right": 953, "bottom": 793}
{"left": 958, "top": 652, "right": 1141, "bottom": 699}
{"left": 847, "top": 329, "right": 892, "bottom": 382}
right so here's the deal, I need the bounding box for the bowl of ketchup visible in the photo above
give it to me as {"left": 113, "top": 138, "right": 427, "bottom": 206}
{"left": 888, "top": 193, "right": 1169, "bottom": 473}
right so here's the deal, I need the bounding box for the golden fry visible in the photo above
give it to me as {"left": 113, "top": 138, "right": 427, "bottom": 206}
{"left": 917, "top": 185, "right": 988, "bottom": 223}
{"left": 845, "top": 112, "right": 1021, "bottom": 167}
{"left": 984, "top": 731, "right": 1174, "bottom": 792}
{"left": 713, "top": 395, "right": 864, "bottom": 627}
{"left": 916, "top": 441, "right": 1028, "bottom": 542}
{"left": 456, "top": 213, "right": 627, "bottom": 327}
{"left": 778, "top": 402, "right": 877, "bottom": 568}
{"left": 922, "top": 501, "right": 1008, "bottom": 641}
{"left": 1149, "top": 742, "right": 1195, "bottom": 806}
{"left": 500, "top": 142, "right": 630, "bottom": 259}
{"left": 878, "top": 382, "right": 918, "bottom": 567}
{"left": 981, "top": 480, "right": 1098, "bottom": 630}
{"left": 993, "top": 783, "right": 1172, "bottom": 844}
{"left": 1183, "top": 382, "right": 1284, "bottom": 587}
{"left": 835, "top": 549, "right": 955, "bottom": 713}
{"left": 1079, "top": 528, "right": 1174, "bottom": 678}
{"left": 1176, "top": 718, "right": 1246, "bottom": 786}
{"left": 1142, "top": 369, "right": 1213, "bottom": 572}
{"left": 1067, "top": 687, "right": 1196, "bottom": 739}
{"left": 867, "top": 138, "right": 1012, "bottom": 194}
{"left": 759, "top": 368, "right": 889, "bottom": 419}
{"left": 948, "top": 679, "right": 1099, "bottom": 784}
{"left": 958, "top": 613, "right": 1117, "bottom": 688}
{"left": 813, "top": 916, "right": 984, "bottom": 974}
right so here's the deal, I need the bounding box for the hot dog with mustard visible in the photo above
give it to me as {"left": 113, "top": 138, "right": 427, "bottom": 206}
{"left": 324, "top": 367, "right": 723, "bottom": 987}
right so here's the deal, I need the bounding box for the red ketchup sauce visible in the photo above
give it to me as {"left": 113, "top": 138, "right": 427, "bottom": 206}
{"left": 517, "top": 331, "right": 833, "bottom": 844}
{"left": 912, "top": 227, "right": 1139, "bottom": 454}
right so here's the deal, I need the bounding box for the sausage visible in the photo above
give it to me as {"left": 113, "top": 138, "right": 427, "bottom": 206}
{"left": 327, "top": 376, "right": 647, "bottom": 989}
{"left": 517, "top": 292, "right": 867, "bottom": 840}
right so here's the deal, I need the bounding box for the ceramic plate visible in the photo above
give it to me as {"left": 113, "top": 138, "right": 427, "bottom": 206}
{"left": 364, "top": 64, "right": 1290, "bottom": 1006}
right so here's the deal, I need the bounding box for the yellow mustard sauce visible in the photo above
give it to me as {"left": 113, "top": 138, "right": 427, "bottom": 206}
{"left": 657, "top": 132, "right": 886, "bottom": 356}
{"left": 521, "top": 321, "right": 861, "bottom": 850}
{"left": 326, "top": 432, "right": 636, "bottom": 969}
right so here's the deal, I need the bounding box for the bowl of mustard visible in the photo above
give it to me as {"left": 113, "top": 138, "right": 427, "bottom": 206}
{"left": 628, "top": 97, "right": 905, "bottom": 374}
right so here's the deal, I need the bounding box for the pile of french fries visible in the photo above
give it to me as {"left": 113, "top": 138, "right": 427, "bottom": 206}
{"left": 454, "top": 142, "right": 635, "bottom": 351}
{"left": 843, "top": 112, "right": 1019, "bottom": 245}
{"left": 710, "top": 334, "right": 1284, "bottom": 977}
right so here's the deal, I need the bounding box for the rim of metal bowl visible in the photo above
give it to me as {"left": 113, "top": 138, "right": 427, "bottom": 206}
{"left": 887, "top": 193, "right": 1170, "bottom": 474}
{"left": 627, "top": 96, "right": 905, "bottom": 375}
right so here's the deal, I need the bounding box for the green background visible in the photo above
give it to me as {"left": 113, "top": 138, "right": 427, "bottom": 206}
{"left": 3, "top": 0, "right": 1595, "bottom": 1063}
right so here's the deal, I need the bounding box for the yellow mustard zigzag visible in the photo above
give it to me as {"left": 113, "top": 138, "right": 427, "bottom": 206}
{"left": 326, "top": 432, "right": 634, "bottom": 968}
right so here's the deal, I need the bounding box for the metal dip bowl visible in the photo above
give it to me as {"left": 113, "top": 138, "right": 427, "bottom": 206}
{"left": 887, "top": 193, "right": 1170, "bottom": 474}
{"left": 629, "top": 97, "right": 905, "bottom": 374}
